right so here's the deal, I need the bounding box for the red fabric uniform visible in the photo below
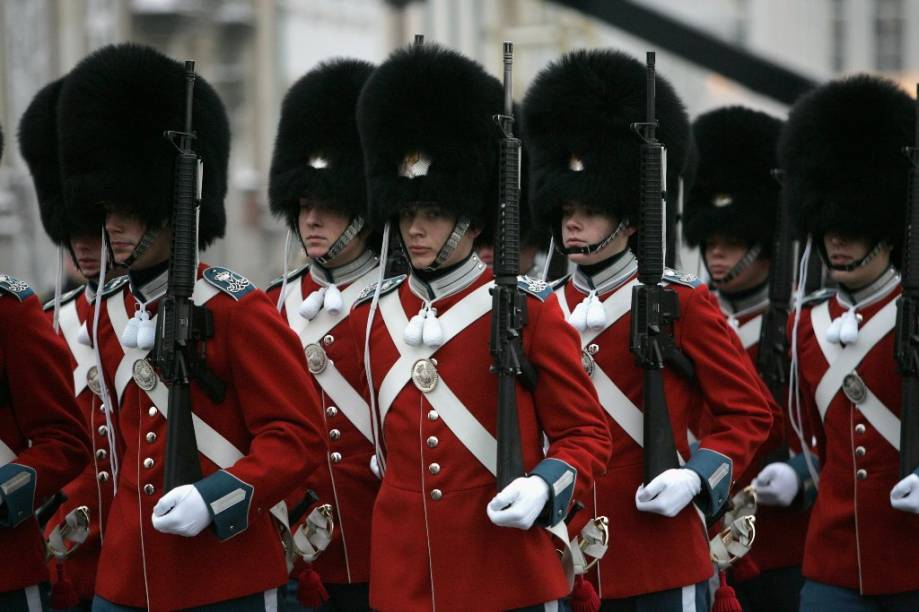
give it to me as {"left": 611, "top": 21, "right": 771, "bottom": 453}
{"left": 0, "top": 278, "right": 90, "bottom": 593}
{"left": 267, "top": 259, "right": 380, "bottom": 585}
{"left": 349, "top": 265, "right": 612, "bottom": 612}
{"left": 90, "top": 265, "right": 325, "bottom": 610}
{"left": 793, "top": 278, "right": 919, "bottom": 595}
{"left": 557, "top": 264, "right": 774, "bottom": 599}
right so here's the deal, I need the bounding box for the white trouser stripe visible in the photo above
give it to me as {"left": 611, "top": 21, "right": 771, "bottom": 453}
{"left": 263, "top": 587, "right": 278, "bottom": 612}
{"left": 24, "top": 585, "right": 42, "bottom": 612}
{"left": 681, "top": 583, "right": 697, "bottom": 612}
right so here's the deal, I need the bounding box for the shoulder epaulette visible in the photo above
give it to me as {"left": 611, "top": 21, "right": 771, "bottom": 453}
{"left": 43, "top": 284, "right": 85, "bottom": 311}
{"left": 354, "top": 275, "right": 407, "bottom": 307}
{"left": 100, "top": 275, "right": 130, "bottom": 298}
{"left": 0, "top": 274, "right": 34, "bottom": 301}
{"left": 662, "top": 268, "right": 702, "bottom": 289}
{"left": 801, "top": 287, "right": 835, "bottom": 307}
{"left": 517, "top": 275, "right": 554, "bottom": 301}
{"left": 265, "top": 263, "right": 309, "bottom": 292}
{"left": 549, "top": 274, "right": 571, "bottom": 292}
{"left": 203, "top": 267, "right": 256, "bottom": 301}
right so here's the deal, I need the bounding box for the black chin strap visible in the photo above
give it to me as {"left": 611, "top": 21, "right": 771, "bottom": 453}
{"left": 820, "top": 239, "right": 886, "bottom": 272}
{"left": 553, "top": 219, "right": 628, "bottom": 256}
{"left": 706, "top": 243, "right": 763, "bottom": 287}
{"left": 110, "top": 226, "right": 159, "bottom": 269}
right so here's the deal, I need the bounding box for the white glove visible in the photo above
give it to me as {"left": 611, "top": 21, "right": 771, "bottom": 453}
{"left": 151, "top": 484, "right": 212, "bottom": 537}
{"left": 754, "top": 462, "right": 800, "bottom": 507}
{"left": 370, "top": 454, "right": 382, "bottom": 480}
{"left": 635, "top": 468, "right": 701, "bottom": 517}
{"left": 486, "top": 476, "right": 550, "bottom": 530}
{"left": 890, "top": 474, "right": 919, "bottom": 514}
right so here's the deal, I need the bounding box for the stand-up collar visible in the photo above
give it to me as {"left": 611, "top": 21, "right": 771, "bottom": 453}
{"left": 408, "top": 252, "right": 486, "bottom": 302}
{"left": 837, "top": 265, "right": 900, "bottom": 309}
{"left": 310, "top": 249, "right": 378, "bottom": 287}
{"left": 128, "top": 261, "right": 170, "bottom": 304}
{"left": 717, "top": 282, "right": 769, "bottom": 319}
{"left": 572, "top": 249, "right": 638, "bottom": 295}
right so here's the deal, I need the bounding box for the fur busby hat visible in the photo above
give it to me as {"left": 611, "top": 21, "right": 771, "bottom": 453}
{"left": 779, "top": 75, "right": 913, "bottom": 257}
{"left": 356, "top": 43, "right": 503, "bottom": 239}
{"left": 521, "top": 49, "right": 691, "bottom": 232}
{"left": 269, "top": 58, "right": 375, "bottom": 231}
{"left": 683, "top": 106, "right": 783, "bottom": 256}
{"left": 58, "top": 44, "right": 230, "bottom": 248}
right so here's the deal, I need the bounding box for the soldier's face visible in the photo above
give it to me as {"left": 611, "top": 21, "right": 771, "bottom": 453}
{"left": 561, "top": 201, "right": 634, "bottom": 265}
{"left": 70, "top": 233, "right": 102, "bottom": 280}
{"left": 298, "top": 199, "right": 367, "bottom": 265}
{"left": 824, "top": 231, "right": 891, "bottom": 288}
{"left": 704, "top": 234, "right": 769, "bottom": 293}
{"left": 399, "top": 205, "right": 480, "bottom": 269}
{"left": 104, "top": 210, "right": 172, "bottom": 270}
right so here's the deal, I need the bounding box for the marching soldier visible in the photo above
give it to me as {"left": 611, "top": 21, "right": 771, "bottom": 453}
{"left": 55, "top": 44, "right": 326, "bottom": 611}
{"left": 352, "top": 42, "right": 612, "bottom": 612}
{"left": 0, "top": 124, "right": 92, "bottom": 612}
{"left": 683, "top": 106, "right": 811, "bottom": 611}
{"left": 265, "top": 58, "right": 380, "bottom": 611}
{"left": 778, "top": 75, "right": 919, "bottom": 609}
{"left": 521, "top": 49, "right": 774, "bottom": 610}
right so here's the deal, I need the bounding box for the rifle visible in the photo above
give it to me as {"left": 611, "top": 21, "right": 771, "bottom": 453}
{"left": 491, "top": 42, "right": 528, "bottom": 491}
{"left": 156, "top": 61, "right": 217, "bottom": 491}
{"left": 629, "top": 52, "right": 680, "bottom": 484}
{"left": 895, "top": 83, "right": 919, "bottom": 477}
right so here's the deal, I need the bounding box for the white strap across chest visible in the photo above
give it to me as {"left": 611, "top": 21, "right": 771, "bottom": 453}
{"left": 58, "top": 299, "right": 96, "bottom": 397}
{"left": 376, "top": 283, "right": 497, "bottom": 474}
{"left": 732, "top": 314, "right": 763, "bottom": 350}
{"left": 0, "top": 438, "right": 15, "bottom": 466}
{"left": 555, "top": 279, "right": 638, "bottom": 347}
{"left": 810, "top": 299, "right": 901, "bottom": 450}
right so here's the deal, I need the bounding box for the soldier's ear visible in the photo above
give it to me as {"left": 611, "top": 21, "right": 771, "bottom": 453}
{"left": 468, "top": 226, "right": 483, "bottom": 240}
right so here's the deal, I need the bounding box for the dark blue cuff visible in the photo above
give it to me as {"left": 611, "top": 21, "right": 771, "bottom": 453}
{"left": 685, "top": 448, "right": 732, "bottom": 519}
{"left": 530, "top": 458, "right": 577, "bottom": 527}
{"left": 0, "top": 463, "right": 37, "bottom": 527}
{"left": 787, "top": 451, "right": 819, "bottom": 508}
{"left": 194, "top": 470, "right": 253, "bottom": 542}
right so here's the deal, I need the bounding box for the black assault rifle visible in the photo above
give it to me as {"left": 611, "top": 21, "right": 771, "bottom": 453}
{"left": 630, "top": 52, "right": 681, "bottom": 484}
{"left": 895, "top": 84, "right": 919, "bottom": 477}
{"left": 491, "top": 42, "right": 529, "bottom": 491}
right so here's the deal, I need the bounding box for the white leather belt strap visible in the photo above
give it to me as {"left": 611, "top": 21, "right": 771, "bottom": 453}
{"left": 811, "top": 299, "right": 900, "bottom": 449}
{"left": 59, "top": 299, "right": 95, "bottom": 397}
{"left": 313, "top": 362, "right": 373, "bottom": 444}
{"left": 555, "top": 279, "right": 639, "bottom": 347}
{"left": 734, "top": 314, "right": 762, "bottom": 350}
{"left": 0, "top": 438, "right": 15, "bottom": 466}
{"left": 591, "top": 367, "right": 644, "bottom": 448}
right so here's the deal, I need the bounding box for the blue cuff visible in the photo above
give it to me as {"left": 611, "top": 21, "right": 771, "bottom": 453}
{"left": 530, "top": 458, "right": 577, "bottom": 527}
{"left": 194, "top": 470, "right": 253, "bottom": 542}
{"left": 0, "top": 463, "right": 37, "bottom": 527}
{"left": 787, "top": 451, "right": 819, "bottom": 508}
{"left": 685, "top": 448, "right": 732, "bottom": 519}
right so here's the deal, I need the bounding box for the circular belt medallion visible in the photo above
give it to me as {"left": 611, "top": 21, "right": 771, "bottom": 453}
{"left": 581, "top": 350, "right": 596, "bottom": 377}
{"left": 411, "top": 358, "right": 439, "bottom": 393}
{"left": 305, "top": 343, "right": 328, "bottom": 374}
{"left": 842, "top": 371, "right": 867, "bottom": 404}
{"left": 132, "top": 359, "right": 157, "bottom": 392}
{"left": 87, "top": 365, "right": 102, "bottom": 397}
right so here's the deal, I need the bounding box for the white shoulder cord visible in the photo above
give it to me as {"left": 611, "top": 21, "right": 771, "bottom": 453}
{"left": 276, "top": 228, "right": 293, "bottom": 313}
{"left": 541, "top": 236, "right": 556, "bottom": 283}
{"left": 52, "top": 244, "right": 65, "bottom": 334}
{"left": 364, "top": 222, "right": 391, "bottom": 475}
{"left": 92, "top": 229, "right": 119, "bottom": 493}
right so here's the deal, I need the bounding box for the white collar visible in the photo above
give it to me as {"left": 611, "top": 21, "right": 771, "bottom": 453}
{"left": 310, "top": 250, "right": 378, "bottom": 288}
{"left": 837, "top": 266, "right": 900, "bottom": 311}
{"left": 130, "top": 267, "right": 170, "bottom": 305}
{"left": 717, "top": 283, "right": 769, "bottom": 319}
{"left": 572, "top": 249, "right": 638, "bottom": 296}
{"left": 408, "top": 253, "right": 486, "bottom": 303}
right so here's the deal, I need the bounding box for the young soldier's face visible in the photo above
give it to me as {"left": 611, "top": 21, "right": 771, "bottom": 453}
{"left": 824, "top": 231, "right": 892, "bottom": 288}
{"left": 104, "top": 210, "right": 172, "bottom": 270}
{"left": 399, "top": 205, "right": 480, "bottom": 269}
{"left": 561, "top": 201, "right": 634, "bottom": 265}
{"left": 704, "top": 233, "right": 770, "bottom": 293}
{"left": 70, "top": 233, "right": 103, "bottom": 280}
{"left": 298, "top": 198, "right": 366, "bottom": 265}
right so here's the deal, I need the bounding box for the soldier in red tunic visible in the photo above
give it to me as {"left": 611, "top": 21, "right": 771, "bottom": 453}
{"left": 521, "top": 49, "right": 774, "bottom": 610}
{"left": 778, "top": 75, "right": 919, "bottom": 609}
{"left": 351, "top": 43, "right": 612, "bottom": 612}
{"left": 265, "top": 58, "right": 380, "bottom": 611}
{"left": 55, "top": 44, "right": 326, "bottom": 611}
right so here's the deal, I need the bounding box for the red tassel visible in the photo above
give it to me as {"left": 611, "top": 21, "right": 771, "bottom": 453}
{"left": 296, "top": 563, "right": 329, "bottom": 608}
{"left": 712, "top": 571, "right": 743, "bottom": 612}
{"left": 569, "top": 575, "right": 601, "bottom": 612}
{"left": 50, "top": 560, "right": 80, "bottom": 610}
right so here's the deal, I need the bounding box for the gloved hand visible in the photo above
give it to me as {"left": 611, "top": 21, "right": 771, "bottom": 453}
{"left": 151, "top": 484, "right": 212, "bottom": 537}
{"left": 890, "top": 473, "right": 919, "bottom": 514}
{"left": 487, "top": 476, "right": 550, "bottom": 530}
{"left": 635, "top": 468, "right": 701, "bottom": 517}
{"left": 754, "top": 462, "right": 800, "bottom": 507}
{"left": 370, "top": 454, "right": 382, "bottom": 480}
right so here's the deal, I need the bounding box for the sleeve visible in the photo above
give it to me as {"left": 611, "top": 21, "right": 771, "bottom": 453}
{"left": 192, "top": 291, "right": 326, "bottom": 540}
{"left": 677, "top": 286, "right": 774, "bottom": 518}
{"left": 0, "top": 296, "right": 90, "bottom": 527}
{"left": 526, "top": 295, "right": 612, "bottom": 527}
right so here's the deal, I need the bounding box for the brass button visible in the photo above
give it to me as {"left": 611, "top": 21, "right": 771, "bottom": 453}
{"left": 98, "top": 425, "right": 108, "bottom": 436}
{"left": 426, "top": 436, "right": 439, "bottom": 448}
{"left": 145, "top": 432, "right": 157, "bottom": 443}
{"left": 330, "top": 452, "right": 342, "bottom": 464}
{"left": 329, "top": 429, "right": 341, "bottom": 441}
{"left": 148, "top": 406, "right": 158, "bottom": 417}
{"left": 323, "top": 335, "right": 334, "bottom": 346}
{"left": 429, "top": 463, "right": 441, "bottom": 475}
{"left": 97, "top": 471, "right": 110, "bottom": 482}
{"left": 143, "top": 458, "right": 155, "bottom": 469}
{"left": 855, "top": 446, "right": 866, "bottom": 458}
{"left": 326, "top": 406, "right": 338, "bottom": 418}
{"left": 855, "top": 424, "right": 866, "bottom": 434}
{"left": 427, "top": 410, "right": 439, "bottom": 421}
{"left": 143, "top": 484, "right": 155, "bottom": 495}
{"left": 856, "top": 469, "right": 868, "bottom": 480}
{"left": 431, "top": 489, "right": 443, "bottom": 500}
{"left": 95, "top": 449, "right": 108, "bottom": 460}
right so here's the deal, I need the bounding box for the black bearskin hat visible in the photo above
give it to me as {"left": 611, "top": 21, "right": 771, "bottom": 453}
{"left": 779, "top": 75, "right": 913, "bottom": 258}
{"left": 357, "top": 43, "right": 503, "bottom": 240}
{"left": 521, "top": 49, "right": 691, "bottom": 232}
{"left": 683, "top": 106, "right": 783, "bottom": 256}
{"left": 269, "top": 58, "right": 375, "bottom": 231}
{"left": 58, "top": 44, "right": 230, "bottom": 248}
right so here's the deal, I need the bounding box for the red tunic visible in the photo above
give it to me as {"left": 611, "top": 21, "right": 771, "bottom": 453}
{"left": 0, "top": 280, "right": 90, "bottom": 593}
{"left": 349, "top": 267, "right": 612, "bottom": 612}
{"left": 90, "top": 265, "right": 325, "bottom": 610}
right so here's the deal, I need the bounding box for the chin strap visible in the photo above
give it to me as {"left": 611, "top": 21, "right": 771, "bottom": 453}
{"left": 112, "top": 226, "right": 159, "bottom": 269}
{"left": 707, "top": 243, "right": 763, "bottom": 288}
{"left": 423, "top": 217, "right": 471, "bottom": 272}
{"left": 821, "top": 239, "right": 886, "bottom": 272}
{"left": 310, "top": 215, "right": 366, "bottom": 266}
{"left": 553, "top": 220, "right": 628, "bottom": 256}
